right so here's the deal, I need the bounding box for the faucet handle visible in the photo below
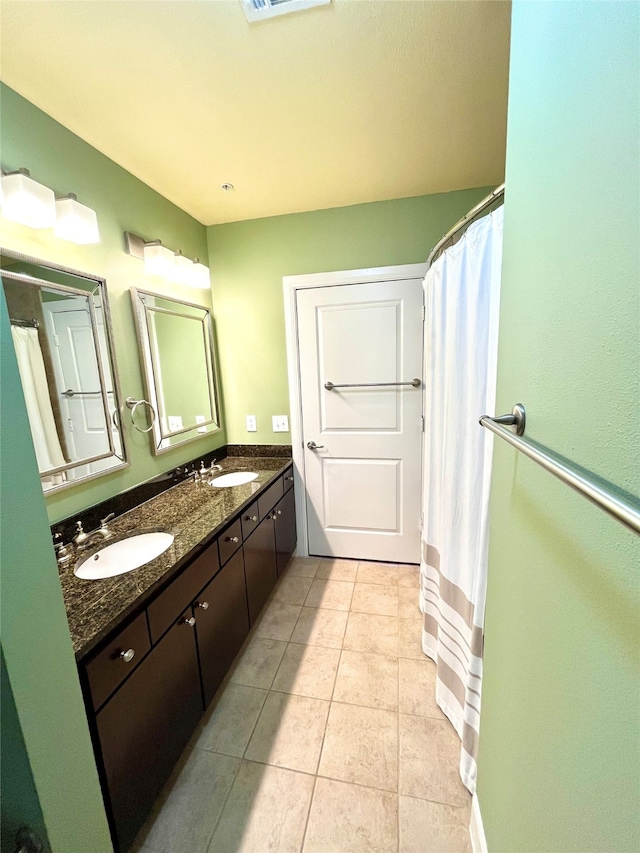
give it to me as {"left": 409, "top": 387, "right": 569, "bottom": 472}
{"left": 100, "top": 512, "right": 115, "bottom": 526}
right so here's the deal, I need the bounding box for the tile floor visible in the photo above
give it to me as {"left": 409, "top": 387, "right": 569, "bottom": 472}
{"left": 133, "top": 557, "right": 472, "bottom": 853}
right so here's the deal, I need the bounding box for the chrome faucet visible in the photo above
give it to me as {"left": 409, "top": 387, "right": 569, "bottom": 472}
{"left": 73, "top": 513, "right": 115, "bottom": 550}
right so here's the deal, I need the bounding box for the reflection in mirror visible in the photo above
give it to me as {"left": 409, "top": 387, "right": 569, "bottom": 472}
{"left": 131, "top": 288, "right": 221, "bottom": 454}
{"left": 1, "top": 249, "right": 127, "bottom": 493}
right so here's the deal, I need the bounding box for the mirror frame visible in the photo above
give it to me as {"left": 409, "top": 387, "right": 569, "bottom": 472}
{"left": 1, "top": 247, "right": 129, "bottom": 493}
{"left": 130, "top": 287, "right": 222, "bottom": 455}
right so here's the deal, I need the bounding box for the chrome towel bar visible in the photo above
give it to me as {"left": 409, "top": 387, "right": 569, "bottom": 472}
{"left": 480, "top": 405, "right": 640, "bottom": 536}
{"left": 324, "top": 378, "right": 421, "bottom": 390}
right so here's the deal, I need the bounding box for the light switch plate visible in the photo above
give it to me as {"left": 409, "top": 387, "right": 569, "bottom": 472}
{"left": 272, "top": 415, "right": 289, "bottom": 432}
{"left": 168, "top": 415, "right": 183, "bottom": 432}
{"left": 246, "top": 415, "right": 257, "bottom": 432}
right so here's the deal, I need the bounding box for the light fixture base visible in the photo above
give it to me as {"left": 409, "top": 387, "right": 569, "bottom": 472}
{"left": 124, "top": 231, "right": 146, "bottom": 260}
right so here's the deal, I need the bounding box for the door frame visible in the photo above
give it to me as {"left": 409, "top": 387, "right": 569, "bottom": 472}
{"left": 283, "top": 263, "right": 427, "bottom": 557}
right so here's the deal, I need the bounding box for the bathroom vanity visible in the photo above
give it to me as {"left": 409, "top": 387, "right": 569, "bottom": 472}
{"left": 58, "top": 455, "right": 296, "bottom": 852}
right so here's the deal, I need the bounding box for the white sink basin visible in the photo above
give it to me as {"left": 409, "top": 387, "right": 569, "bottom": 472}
{"left": 74, "top": 531, "right": 174, "bottom": 580}
{"left": 210, "top": 471, "right": 259, "bottom": 488}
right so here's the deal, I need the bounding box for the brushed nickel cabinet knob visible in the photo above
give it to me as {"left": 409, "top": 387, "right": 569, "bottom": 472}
{"left": 246, "top": 515, "right": 258, "bottom": 522}
{"left": 120, "top": 648, "right": 135, "bottom": 663}
{"left": 183, "top": 616, "right": 196, "bottom": 627}
{"left": 196, "top": 601, "right": 209, "bottom": 610}
{"left": 226, "top": 536, "right": 239, "bottom": 543}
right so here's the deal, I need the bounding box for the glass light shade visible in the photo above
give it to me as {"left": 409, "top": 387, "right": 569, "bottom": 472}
{"left": 54, "top": 196, "right": 100, "bottom": 244}
{"left": 1, "top": 172, "right": 56, "bottom": 228}
{"left": 190, "top": 260, "right": 211, "bottom": 289}
{"left": 172, "top": 252, "right": 193, "bottom": 286}
{"left": 143, "top": 242, "right": 175, "bottom": 278}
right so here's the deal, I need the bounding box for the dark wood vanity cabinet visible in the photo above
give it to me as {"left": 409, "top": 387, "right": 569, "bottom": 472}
{"left": 243, "top": 514, "right": 278, "bottom": 625}
{"left": 95, "top": 609, "right": 202, "bottom": 853}
{"left": 82, "top": 465, "right": 296, "bottom": 852}
{"left": 195, "top": 548, "right": 250, "bottom": 707}
{"left": 274, "top": 488, "right": 297, "bottom": 576}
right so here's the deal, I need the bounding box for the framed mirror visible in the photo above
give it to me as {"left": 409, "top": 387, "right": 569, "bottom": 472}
{"left": 130, "top": 288, "right": 221, "bottom": 454}
{"left": 1, "top": 248, "right": 128, "bottom": 493}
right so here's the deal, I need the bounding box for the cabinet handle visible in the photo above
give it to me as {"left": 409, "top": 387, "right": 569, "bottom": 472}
{"left": 183, "top": 616, "right": 196, "bottom": 627}
{"left": 285, "top": 476, "right": 294, "bottom": 481}
{"left": 226, "top": 536, "right": 239, "bottom": 543}
{"left": 276, "top": 509, "right": 282, "bottom": 516}
{"left": 196, "top": 601, "right": 209, "bottom": 610}
{"left": 246, "top": 515, "right": 258, "bottom": 522}
{"left": 120, "top": 648, "right": 135, "bottom": 663}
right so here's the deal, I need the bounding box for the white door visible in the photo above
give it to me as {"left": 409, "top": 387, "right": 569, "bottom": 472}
{"left": 297, "top": 278, "right": 423, "bottom": 563}
{"left": 44, "top": 297, "right": 119, "bottom": 477}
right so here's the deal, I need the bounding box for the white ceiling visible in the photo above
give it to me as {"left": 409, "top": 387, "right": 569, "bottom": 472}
{"left": 0, "top": 0, "right": 511, "bottom": 225}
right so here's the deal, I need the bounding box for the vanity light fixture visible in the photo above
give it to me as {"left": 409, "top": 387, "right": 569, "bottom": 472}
{"left": 125, "top": 231, "right": 211, "bottom": 290}
{"left": 54, "top": 193, "right": 100, "bottom": 244}
{"left": 143, "top": 241, "right": 176, "bottom": 278}
{"left": 1, "top": 168, "right": 56, "bottom": 229}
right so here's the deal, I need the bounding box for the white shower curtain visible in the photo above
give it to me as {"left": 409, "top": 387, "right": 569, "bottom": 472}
{"left": 11, "top": 325, "right": 66, "bottom": 476}
{"left": 421, "top": 205, "right": 503, "bottom": 793}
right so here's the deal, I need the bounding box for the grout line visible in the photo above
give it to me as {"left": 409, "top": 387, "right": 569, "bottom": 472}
{"left": 300, "top": 774, "right": 319, "bottom": 853}
{"left": 203, "top": 754, "right": 243, "bottom": 853}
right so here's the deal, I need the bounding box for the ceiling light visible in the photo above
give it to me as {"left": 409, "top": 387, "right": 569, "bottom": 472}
{"left": 191, "top": 260, "right": 211, "bottom": 290}
{"left": 54, "top": 194, "right": 100, "bottom": 244}
{"left": 1, "top": 168, "right": 56, "bottom": 228}
{"left": 241, "top": 0, "right": 331, "bottom": 23}
{"left": 143, "top": 241, "right": 175, "bottom": 278}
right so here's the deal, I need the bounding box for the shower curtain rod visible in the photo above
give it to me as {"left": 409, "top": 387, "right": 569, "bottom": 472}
{"left": 10, "top": 317, "right": 39, "bottom": 329}
{"left": 427, "top": 182, "right": 505, "bottom": 269}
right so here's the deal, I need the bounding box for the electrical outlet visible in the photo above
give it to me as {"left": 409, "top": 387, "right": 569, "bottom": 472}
{"left": 272, "top": 415, "right": 289, "bottom": 433}
{"left": 196, "top": 415, "right": 207, "bottom": 433}
{"left": 168, "top": 415, "right": 183, "bottom": 432}
{"left": 246, "top": 415, "right": 257, "bottom": 432}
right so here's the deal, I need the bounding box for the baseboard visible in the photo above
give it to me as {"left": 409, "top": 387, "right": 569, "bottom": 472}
{"left": 470, "top": 793, "right": 488, "bottom": 853}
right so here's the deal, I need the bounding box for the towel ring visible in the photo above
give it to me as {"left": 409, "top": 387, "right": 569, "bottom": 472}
{"left": 126, "top": 397, "right": 157, "bottom": 434}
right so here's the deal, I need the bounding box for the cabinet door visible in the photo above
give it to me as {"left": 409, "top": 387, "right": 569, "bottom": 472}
{"left": 96, "top": 610, "right": 202, "bottom": 852}
{"left": 195, "top": 549, "right": 250, "bottom": 707}
{"left": 274, "top": 489, "right": 297, "bottom": 576}
{"left": 243, "top": 515, "right": 277, "bottom": 625}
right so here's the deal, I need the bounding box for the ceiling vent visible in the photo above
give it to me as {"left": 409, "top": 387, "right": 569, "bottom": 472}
{"left": 241, "top": 0, "right": 331, "bottom": 24}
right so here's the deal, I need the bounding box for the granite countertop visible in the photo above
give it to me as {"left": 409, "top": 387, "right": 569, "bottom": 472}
{"left": 59, "top": 456, "right": 291, "bottom": 660}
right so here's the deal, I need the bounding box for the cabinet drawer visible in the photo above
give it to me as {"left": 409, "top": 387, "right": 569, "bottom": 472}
{"left": 258, "top": 478, "right": 284, "bottom": 521}
{"left": 218, "top": 518, "right": 243, "bottom": 566}
{"left": 85, "top": 612, "right": 151, "bottom": 711}
{"left": 240, "top": 500, "right": 260, "bottom": 540}
{"left": 283, "top": 466, "right": 294, "bottom": 493}
{"left": 147, "top": 542, "right": 220, "bottom": 644}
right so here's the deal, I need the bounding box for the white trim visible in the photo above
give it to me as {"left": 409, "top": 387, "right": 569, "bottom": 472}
{"left": 282, "top": 263, "right": 427, "bottom": 557}
{"left": 470, "top": 793, "right": 488, "bottom": 853}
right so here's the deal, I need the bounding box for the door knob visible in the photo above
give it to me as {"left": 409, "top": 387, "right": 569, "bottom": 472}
{"left": 307, "top": 441, "right": 325, "bottom": 450}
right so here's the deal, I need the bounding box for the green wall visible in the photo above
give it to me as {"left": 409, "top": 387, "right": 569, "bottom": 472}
{"left": 1, "top": 285, "right": 113, "bottom": 851}
{"left": 0, "top": 84, "right": 226, "bottom": 524}
{"left": 478, "top": 3, "right": 640, "bottom": 851}
{"left": 207, "top": 187, "right": 492, "bottom": 444}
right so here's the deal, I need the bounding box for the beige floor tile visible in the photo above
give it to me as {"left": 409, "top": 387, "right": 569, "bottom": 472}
{"left": 209, "top": 761, "right": 315, "bottom": 853}
{"left": 254, "top": 601, "right": 302, "bottom": 641}
{"left": 343, "top": 612, "right": 399, "bottom": 656}
{"left": 333, "top": 650, "right": 398, "bottom": 711}
{"left": 272, "top": 643, "right": 340, "bottom": 700}
{"left": 351, "top": 582, "right": 399, "bottom": 617}
{"left": 304, "top": 578, "right": 354, "bottom": 611}
{"left": 356, "top": 561, "right": 399, "bottom": 586}
{"left": 398, "top": 564, "right": 421, "bottom": 588}
{"left": 318, "top": 702, "right": 398, "bottom": 791}
{"left": 399, "top": 715, "right": 471, "bottom": 807}
{"left": 273, "top": 574, "right": 314, "bottom": 606}
{"left": 141, "top": 749, "right": 240, "bottom": 853}
{"left": 399, "top": 616, "right": 425, "bottom": 659}
{"left": 303, "top": 777, "right": 398, "bottom": 853}
{"left": 245, "top": 692, "right": 330, "bottom": 773}
{"left": 399, "top": 796, "right": 472, "bottom": 852}
{"left": 399, "top": 586, "right": 421, "bottom": 619}
{"left": 399, "top": 657, "right": 446, "bottom": 719}
{"left": 284, "top": 557, "right": 320, "bottom": 578}
{"left": 315, "top": 558, "right": 359, "bottom": 582}
{"left": 197, "top": 684, "right": 267, "bottom": 757}
{"left": 230, "top": 636, "right": 288, "bottom": 690}
{"left": 291, "top": 606, "right": 348, "bottom": 648}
